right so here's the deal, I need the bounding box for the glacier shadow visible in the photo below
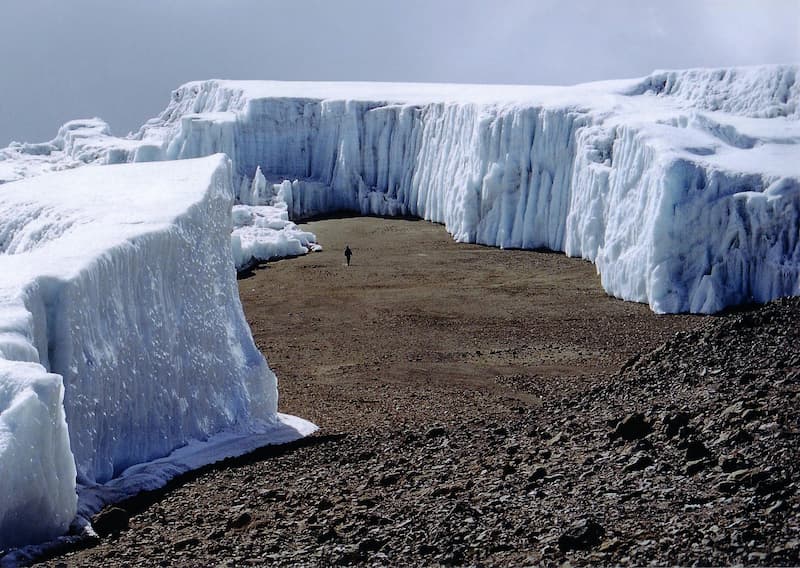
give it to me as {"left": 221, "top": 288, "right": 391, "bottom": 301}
{"left": 295, "top": 209, "right": 425, "bottom": 223}
{"left": 29, "top": 433, "right": 346, "bottom": 563}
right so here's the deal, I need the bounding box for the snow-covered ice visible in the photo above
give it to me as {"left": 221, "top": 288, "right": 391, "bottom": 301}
{"left": 3, "top": 65, "right": 797, "bottom": 313}
{"left": 0, "top": 124, "right": 321, "bottom": 273}
{"left": 0, "top": 156, "right": 315, "bottom": 555}
{"left": 230, "top": 167, "right": 321, "bottom": 269}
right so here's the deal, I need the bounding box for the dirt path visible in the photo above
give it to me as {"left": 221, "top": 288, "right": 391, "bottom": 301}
{"left": 240, "top": 217, "right": 698, "bottom": 432}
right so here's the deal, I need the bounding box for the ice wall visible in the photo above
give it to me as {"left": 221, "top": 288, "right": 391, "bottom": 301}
{"left": 2, "top": 66, "right": 799, "bottom": 313}
{"left": 0, "top": 156, "right": 305, "bottom": 551}
{"left": 140, "top": 67, "right": 800, "bottom": 313}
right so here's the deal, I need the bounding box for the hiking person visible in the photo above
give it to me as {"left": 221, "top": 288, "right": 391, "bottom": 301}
{"left": 344, "top": 245, "right": 352, "bottom": 266}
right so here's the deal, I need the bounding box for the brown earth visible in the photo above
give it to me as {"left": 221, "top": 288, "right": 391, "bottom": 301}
{"left": 36, "top": 217, "right": 800, "bottom": 566}
{"left": 241, "top": 216, "right": 698, "bottom": 432}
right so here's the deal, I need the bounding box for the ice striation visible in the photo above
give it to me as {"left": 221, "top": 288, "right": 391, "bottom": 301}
{"left": 3, "top": 65, "right": 797, "bottom": 313}
{"left": 0, "top": 156, "right": 315, "bottom": 556}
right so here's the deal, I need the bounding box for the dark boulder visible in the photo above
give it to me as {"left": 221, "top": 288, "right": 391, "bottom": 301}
{"left": 611, "top": 413, "right": 652, "bottom": 441}
{"left": 558, "top": 519, "right": 605, "bottom": 552}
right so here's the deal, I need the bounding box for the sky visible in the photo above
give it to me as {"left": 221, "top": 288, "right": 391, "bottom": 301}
{"left": 0, "top": 0, "right": 798, "bottom": 146}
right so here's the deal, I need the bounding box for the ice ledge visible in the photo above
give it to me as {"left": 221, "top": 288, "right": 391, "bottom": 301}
{"left": 80, "top": 413, "right": 317, "bottom": 511}
{"left": 2, "top": 414, "right": 317, "bottom": 567}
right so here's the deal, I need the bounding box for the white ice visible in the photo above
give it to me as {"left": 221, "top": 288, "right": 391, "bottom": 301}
{"left": 0, "top": 156, "right": 316, "bottom": 555}
{"left": 0, "top": 124, "right": 321, "bottom": 273}
{"left": 3, "top": 65, "right": 797, "bottom": 313}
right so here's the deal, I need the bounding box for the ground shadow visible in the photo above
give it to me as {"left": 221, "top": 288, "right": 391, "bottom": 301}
{"left": 32, "top": 433, "right": 346, "bottom": 563}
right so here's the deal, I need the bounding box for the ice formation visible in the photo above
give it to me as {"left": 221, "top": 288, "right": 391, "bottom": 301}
{"left": 3, "top": 65, "right": 797, "bottom": 313}
{"left": 0, "top": 156, "right": 315, "bottom": 554}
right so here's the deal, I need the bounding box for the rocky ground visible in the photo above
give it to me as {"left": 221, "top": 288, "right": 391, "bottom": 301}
{"left": 34, "top": 218, "right": 799, "bottom": 566}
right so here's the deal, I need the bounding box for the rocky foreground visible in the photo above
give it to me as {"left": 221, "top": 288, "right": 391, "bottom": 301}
{"left": 39, "top": 296, "right": 799, "bottom": 566}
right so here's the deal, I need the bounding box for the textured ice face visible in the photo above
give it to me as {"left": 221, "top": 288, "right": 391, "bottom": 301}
{"left": 0, "top": 359, "right": 76, "bottom": 550}
{"left": 1, "top": 66, "right": 798, "bottom": 315}
{"left": 144, "top": 67, "right": 799, "bottom": 314}
{"left": 0, "top": 156, "right": 284, "bottom": 551}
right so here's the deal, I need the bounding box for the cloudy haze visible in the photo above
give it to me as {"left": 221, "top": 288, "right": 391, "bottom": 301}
{"left": 0, "top": 0, "right": 797, "bottom": 146}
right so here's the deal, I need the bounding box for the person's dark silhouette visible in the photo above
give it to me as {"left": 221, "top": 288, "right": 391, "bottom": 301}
{"left": 344, "top": 245, "right": 352, "bottom": 266}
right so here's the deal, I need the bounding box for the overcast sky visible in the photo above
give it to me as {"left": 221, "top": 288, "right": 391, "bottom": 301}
{"left": 1, "top": 0, "right": 798, "bottom": 146}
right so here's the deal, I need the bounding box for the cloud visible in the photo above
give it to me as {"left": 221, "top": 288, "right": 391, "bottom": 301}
{"left": 0, "top": 0, "right": 797, "bottom": 145}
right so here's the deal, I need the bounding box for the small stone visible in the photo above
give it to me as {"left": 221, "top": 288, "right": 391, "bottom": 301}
{"left": 685, "top": 459, "right": 708, "bottom": 476}
{"left": 445, "top": 547, "right": 465, "bottom": 564}
{"left": 728, "top": 468, "right": 753, "bottom": 484}
{"left": 425, "top": 426, "right": 447, "bottom": 439}
{"left": 228, "top": 511, "right": 252, "bottom": 529}
{"left": 260, "top": 488, "right": 284, "bottom": 501}
{"left": 611, "top": 413, "right": 651, "bottom": 441}
{"left": 766, "top": 500, "right": 788, "bottom": 515}
{"left": 677, "top": 425, "right": 696, "bottom": 440}
{"left": 334, "top": 545, "right": 363, "bottom": 565}
{"left": 558, "top": 519, "right": 605, "bottom": 552}
{"left": 529, "top": 466, "right": 547, "bottom": 481}
{"left": 717, "top": 428, "right": 753, "bottom": 446}
{"left": 317, "top": 527, "right": 338, "bottom": 543}
{"left": 358, "top": 538, "right": 383, "bottom": 553}
{"left": 92, "top": 506, "right": 129, "bottom": 536}
{"left": 741, "top": 408, "right": 763, "bottom": 421}
{"left": 664, "top": 412, "right": 690, "bottom": 437}
{"left": 432, "top": 483, "right": 463, "bottom": 497}
{"left": 357, "top": 496, "right": 379, "bottom": 507}
{"left": 684, "top": 440, "right": 710, "bottom": 461}
{"left": 173, "top": 536, "right": 200, "bottom": 551}
{"left": 418, "top": 543, "right": 439, "bottom": 555}
{"left": 624, "top": 454, "right": 654, "bottom": 472}
{"left": 722, "top": 402, "right": 745, "bottom": 419}
{"left": 598, "top": 538, "right": 621, "bottom": 552}
{"left": 720, "top": 454, "right": 747, "bottom": 473}
{"left": 379, "top": 472, "right": 402, "bottom": 486}
{"left": 715, "top": 481, "right": 737, "bottom": 494}
{"left": 206, "top": 528, "right": 225, "bottom": 540}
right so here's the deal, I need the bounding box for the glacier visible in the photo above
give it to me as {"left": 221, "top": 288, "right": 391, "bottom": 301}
{"left": 0, "top": 64, "right": 798, "bottom": 552}
{"left": 0, "top": 156, "right": 315, "bottom": 555}
{"left": 2, "top": 65, "right": 797, "bottom": 313}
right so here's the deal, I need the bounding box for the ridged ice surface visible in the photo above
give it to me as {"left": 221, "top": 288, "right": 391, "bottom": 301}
{"left": 0, "top": 156, "right": 315, "bottom": 553}
{"left": 1, "top": 65, "right": 798, "bottom": 314}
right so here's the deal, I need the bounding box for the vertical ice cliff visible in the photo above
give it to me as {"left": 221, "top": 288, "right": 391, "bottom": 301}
{"left": 134, "top": 68, "right": 800, "bottom": 313}
{"left": 0, "top": 156, "right": 314, "bottom": 552}
{"left": 1, "top": 66, "right": 798, "bottom": 314}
